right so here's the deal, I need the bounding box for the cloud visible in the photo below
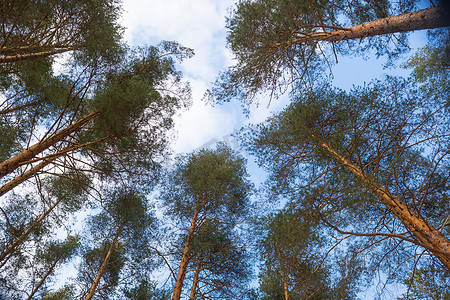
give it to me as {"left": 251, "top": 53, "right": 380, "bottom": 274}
{"left": 121, "top": 0, "right": 242, "bottom": 153}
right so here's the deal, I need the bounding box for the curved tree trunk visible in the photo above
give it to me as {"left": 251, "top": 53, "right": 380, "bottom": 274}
{"left": 317, "top": 139, "right": 450, "bottom": 269}
{"left": 172, "top": 201, "right": 201, "bottom": 300}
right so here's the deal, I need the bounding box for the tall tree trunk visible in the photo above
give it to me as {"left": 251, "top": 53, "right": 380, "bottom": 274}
{"left": 0, "top": 111, "right": 99, "bottom": 179}
{"left": 0, "top": 196, "right": 64, "bottom": 263}
{"left": 0, "top": 158, "right": 53, "bottom": 197}
{"left": 0, "top": 47, "right": 74, "bottom": 64}
{"left": 274, "top": 239, "right": 289, "bottom": 300}
{"left": 26, "top": 257, "right": 60, "bottom": 300}
{"left": 85, "top": 225, "right": 123, "bottom": 300}
{"left": 172, "top": 201, "right": 201, "bottom": 300}
{"left": 189, "top": 257, "right": 202, "bottom": 300}
{"left": 282, "top": 6, "right": 449, "bottom": 46}
{"left": 0, "top": 44, "right": 73, "bottom": 55}
{"left": 317, "top": 139, "right": 450, "bottom": 269}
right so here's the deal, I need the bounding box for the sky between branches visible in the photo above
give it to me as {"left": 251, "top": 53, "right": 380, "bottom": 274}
{"left": 120, "top": 0, "right": 428, "bottom": 173}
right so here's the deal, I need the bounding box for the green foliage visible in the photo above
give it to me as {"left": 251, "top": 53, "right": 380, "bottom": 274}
{"left": 0, "top": 0, "right": 124, "bottom": 62}
{"left": 77, "top": 189, "right": 157, "bottom": 298}
{"left": 400, "top": 263, "right": 450, "bottom": 299}
{"left": 187, "top": 220, "right": 252, "bottom": 298}
{"left": 247, "top": 75, "right": 449, "bottom": 296}
{"left": 257, "top": 207, "right": 359, "bottom": 299}
{"left": 40, "top": 285, "right": 77, "bottom": 300}
{"left": 403, "top": 28, "right": 450, "bottom": 105}
{"left": 123, "top": 280, "right": 171, "bottom": 300}
{"left": 214, "top": 0, "right": 417, "bottom": 102}
{"left": 160, "top": 143, "right": 253, "bottom": 224}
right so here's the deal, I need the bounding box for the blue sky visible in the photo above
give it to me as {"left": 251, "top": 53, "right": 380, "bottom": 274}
{"left": 120, "top": 0, "right": 428, "bottom": 158}
{"left": 120, "top": 0, "right": 429, "bottom": 198}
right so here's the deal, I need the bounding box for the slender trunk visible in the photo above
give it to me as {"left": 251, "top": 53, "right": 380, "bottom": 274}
{"left": 0, "top": 111, "right": 99, "bottom": 179}
{"left": 85, "top": 225, "right": 123, "bottom": 300}
{"left": 189, "top": 257, "right": 202, "bottom": 300}
{"left": 286, "top": 7, "right": 449, "bottom": 45}
{"left": 0, "top": 47, "right": 74, "bottom": 63}
{"left": 274, "top": 239, "right": 289, "bottom": 300}
{"left": 172, "top": 201, "right": 201, "bottom": 300}
{"left": 0, "top": 197, "right": 63, "bottom": 263}
{"left": 0, "top": 158, "right": 53, "bottom": 197}
{"left": 318, "top": 140, "right": 450, "bottom": 269}
{"left": 0, "top": 44, "right": 73, "bottom": 55}
{"left": 27, "top": 258, "right": 60, "bottom": 300}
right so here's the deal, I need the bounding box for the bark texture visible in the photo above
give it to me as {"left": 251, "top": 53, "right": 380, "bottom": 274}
{"left": 84, "top": 225, "right": 123, "bottom": 300}
{"left": 189, "top": 258, "right": 202, "bottom": 300}
{"left": 286, "top": 6, "right": 449, "bottom": 45}
{"left": 0, "top": 111, "right": 99, "bottom": 179}
{"left": 318, "top": 139, "right": 450, "bottom": 269}
{"left": 0, "top": 159, "right": 53, "bottom": 197}
{"left": 0, "top": 47, "right": 74, "bottom": 64}
{"left": 172, "top": 201, "right": 200, "bottom": 300}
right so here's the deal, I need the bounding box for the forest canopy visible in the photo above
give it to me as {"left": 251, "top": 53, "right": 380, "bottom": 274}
{"left": 0, "top": 0, "right": 448, "bottom": 299}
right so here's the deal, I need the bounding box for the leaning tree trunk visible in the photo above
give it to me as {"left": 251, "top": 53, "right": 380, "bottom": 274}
{"left": 0, "top": 111, "right": 99, "bottom": 179}
{"left": 172, "top": 201, "right": 201, "bottom": 300}
{"left": 0, "top": 159, "right": 53, "bottom": 197}
{"left": 0, "top": 47, "right": 74, "bottom": 64}
{"left": 280, "top": 6, "right": 449, "bottom": 46}
{"left": 27, "top": 258, "right": 60, "bottom": 300}
{"left": 317, "top": 139, "right": 450, "bottom": 269}
{"left": 189, "top": 257, "right": 203, "bottom": 300}
{"left": 85, "top": 225, "right": 123, "bottom": 300}
{"left": 0, "top": 196, "right": 64, "bottom": 263}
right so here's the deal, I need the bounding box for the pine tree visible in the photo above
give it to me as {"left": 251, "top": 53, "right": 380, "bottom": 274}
{"left": 214, "top": 0, "right": 449, "bottom": 101}
{"left": 78, "top": 189, "right": 157, "bottom": 299}
{"left": 247, "top": 76, "right": 449, "bottom": 281}
{"left": 158, "top": 144, "right": 253, "bottom": 300}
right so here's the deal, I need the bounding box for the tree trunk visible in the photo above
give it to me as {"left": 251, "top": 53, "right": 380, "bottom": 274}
{"left": 0, "top": 159, "right": 53, "bottom": 197}
{"left": 85, "top": 225, "right": 123, "bottom": 300}
{"left": 0, "top": 47, "right": 74, "bottom": 64}
{"left": 286, "top": 6, "right": 449, "bottom": 45}
{"left": 27, "top": 258, "right": 60, "bottom": 300}
{"left": 189, "top": 257, "right": 202, "bottom": 300}
{"left": 0, "top": 197, "right": 63, "bottom": 263}
{"left": 275, "top": 239, "right": 289, "bottom": 300}
{"left": 317, "top": 139, "right": 450, "bottom": 269}
{"left": 172, "top": 201, "right": 201, "bottom": 300}
{"left": 0, "top": 111, "right": 99, "bottom": 179}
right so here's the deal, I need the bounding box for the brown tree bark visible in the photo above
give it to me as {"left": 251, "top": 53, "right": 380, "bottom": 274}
{"left": 0, "top": 196, "right": 64, "bottom": 263}
{"left": 172, "top": 201, "right": 201, "bottom": 300}
{"left": 317, "top": 139, "right": 450, "bottom": 269}
{"left": 0, "top": 159, "right": 53, "bottom": 197}
{"left": 189, "top": 257, "right": 203, "bottom": 300}
{"left": 0, "top": 47, "right": 74, "bottom": 64}
{"left": 0, "top": 111, "right": 99, "bottom": 179}
{"left": 85, "top": 225, "right": 123, "bottom": 300}
{"left": 27, "top": 258, "right": 60, "bottom": 300}
{"left": 274, "top": 238, "right": 290, "bottom": 300}
{"left": 281, "top": 6, "right": 449, "bottom": 46}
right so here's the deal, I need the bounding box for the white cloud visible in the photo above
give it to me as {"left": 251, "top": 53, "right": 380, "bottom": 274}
{"left": 122, "top": 0, "right": 242, "bottom": 154}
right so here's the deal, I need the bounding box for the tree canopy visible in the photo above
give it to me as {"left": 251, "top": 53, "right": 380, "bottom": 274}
{"left": 0, "top": 0, "right": 448, "bottom": 298}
